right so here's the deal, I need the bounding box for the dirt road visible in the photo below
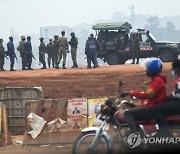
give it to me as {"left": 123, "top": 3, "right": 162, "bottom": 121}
{"left": 0, "top": 63, "right": 173, "bottom": 99}
{"left": 0, "top": 144, "right": 72, "bottom": 154}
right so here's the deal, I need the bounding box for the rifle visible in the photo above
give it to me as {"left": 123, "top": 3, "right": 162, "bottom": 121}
{"left": 14, "top": 53, "right": 18, "bottom": 63}
{"left": 32, "top": 54, "right": 36, "bottom": 60}
{"left": 4, "top": 51, "right": 9, "bottom": 59}
{"left": 4, "top": 55, "right": 9, "bottom": 59}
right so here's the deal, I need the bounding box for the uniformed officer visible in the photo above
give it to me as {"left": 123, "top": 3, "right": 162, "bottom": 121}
{"left": 85, "top": 34, "right": 100, "bottom": 69}
{"left": 69, "top": 32, "right": 78, "bottom": 68}
{"left": 0, "top": 39, "right": 6, "bottom": 71}
{"left": 53, "top": 35, "right": 60, "bottom": 69}
{"left": 18, "top": 36, "right": 27, "bottom": 70}
{"left": 39, "top": 37, "right": 47, "bottom": 69}
{"left": 25, "top": 36, "right": 33, "bottom": 70}
{"left": 131, "top": 32, "right": 140, "bottom": 64}
{"left": 47, "top": 39, "right": 55, "bottom": 68}
{"left": 58, "top": 31, "right": 69, "bottom": 69}
{"left": 7, "top": 36, "right": 16, "bottom": 71}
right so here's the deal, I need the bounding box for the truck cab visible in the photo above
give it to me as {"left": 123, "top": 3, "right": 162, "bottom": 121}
{"left": 137, "top": 29, "right": 180, "bottom": 62}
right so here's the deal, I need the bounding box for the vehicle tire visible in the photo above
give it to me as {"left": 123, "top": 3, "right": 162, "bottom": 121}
{"left": 159, "top": 50, "right": 173, "bottom": 62}
{"left": 106, "top": 52, "right": 120, "bottom": 65}
{"left": 72, "top": 131, "right": 112, "bottom": 154}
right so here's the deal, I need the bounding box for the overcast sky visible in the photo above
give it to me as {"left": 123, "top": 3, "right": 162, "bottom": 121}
{"left": 1, "top": 0, "right": 180, "bottom": 38}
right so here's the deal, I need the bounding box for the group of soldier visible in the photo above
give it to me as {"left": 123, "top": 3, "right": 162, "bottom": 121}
{"left": 39, "top": 31, "right": 79, "bottom": 69}
{"left": 0, "top": 31, "right": 79, "bottom": 71}
{"left": 0, "top": 36, "right": 17, "bottom": 71}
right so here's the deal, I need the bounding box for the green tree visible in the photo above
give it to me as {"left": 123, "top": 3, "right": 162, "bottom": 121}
{"left": 166, "top": 21, "right": 175, "bottom": 32}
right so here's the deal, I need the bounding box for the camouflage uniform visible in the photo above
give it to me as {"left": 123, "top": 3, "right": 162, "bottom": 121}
{"left": 25, "top": 36, "right": 33, "bottom": 70}
{"left": 69, "top": 32, "right": 78, "bottom": 68}
{"left": 131, "top": 33, "right": 140, "bottom": 64}
{"left": 47, "top": 39, "right": 55, "bottom": 68}
{"left": 39, "top": 38, "right": 47, "bottom": 69}
{"left": 58, "top": 31, "right": 68, "bottom": 69}
{"left": 0, "top": 39, "right": 6, "bottom": 71}
{"left": 18, "top": 36, "right": 27, "bottom": 70}
{"left": 53, "top": 35, "right": 59, "bottom": 69}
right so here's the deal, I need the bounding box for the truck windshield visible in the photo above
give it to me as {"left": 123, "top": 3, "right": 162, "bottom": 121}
{"left": 149, "top": 33, "right": 157, "bottom": 41}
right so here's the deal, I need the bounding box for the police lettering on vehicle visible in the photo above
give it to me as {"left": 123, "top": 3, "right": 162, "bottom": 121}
{"left": 140, "top": 46, "right": 153, "bottom": 51}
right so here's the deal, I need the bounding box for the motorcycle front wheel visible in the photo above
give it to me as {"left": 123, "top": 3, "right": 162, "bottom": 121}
{"left": 72, "top": 131, "right": 112, "bottom": 154}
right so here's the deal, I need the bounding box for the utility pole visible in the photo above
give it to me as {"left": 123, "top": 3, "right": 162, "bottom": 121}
{"left": 129, "top": 5, "right": 135, "bottom": 31}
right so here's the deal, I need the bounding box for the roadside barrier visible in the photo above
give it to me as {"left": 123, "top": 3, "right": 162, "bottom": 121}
{"left": 23, "top": 98, "right": 108, "bottom": 145}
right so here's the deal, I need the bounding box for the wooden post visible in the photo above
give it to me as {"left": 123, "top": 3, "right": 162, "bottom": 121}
{"left": 0, "top": 103, "right": 12, "bottom": 146}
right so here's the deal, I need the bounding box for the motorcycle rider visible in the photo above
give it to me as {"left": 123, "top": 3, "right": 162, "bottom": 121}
{"left": 152, "top": 59, "right": 180, "bottom": 136}
{"left": 122, "top": 57, "right": 167, "bottom": 133}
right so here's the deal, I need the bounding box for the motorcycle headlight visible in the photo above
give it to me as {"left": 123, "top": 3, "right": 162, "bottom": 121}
{"left": 94, "top": 103, "right": 102, "bottom": 116}
{"left": 101, "top": 104, "right": 110, "bottom": 115}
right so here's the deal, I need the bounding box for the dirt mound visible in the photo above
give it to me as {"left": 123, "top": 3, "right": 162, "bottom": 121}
{"left": 0, "top": 63, "right": 172, "bottom": 99}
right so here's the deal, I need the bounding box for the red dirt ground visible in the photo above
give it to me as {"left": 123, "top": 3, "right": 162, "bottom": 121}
{"left": 0, "top": 63, "right": 173, "bottom": 99}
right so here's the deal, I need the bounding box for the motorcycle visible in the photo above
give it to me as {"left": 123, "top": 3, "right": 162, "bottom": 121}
{"left": 72, "top": 81, "right": 180, "bottom": 154}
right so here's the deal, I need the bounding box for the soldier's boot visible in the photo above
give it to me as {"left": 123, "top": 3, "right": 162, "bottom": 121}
{"left": 1, "top": 67, "right": 5, "bottom": 71}
{"left": 48, "top": 61, "right": 51, "bottom": 68}
{"left": 10, "top": 64, "right": 16, "bottom": 71}
{"left": 10, "top": 67, "right": 16, "bottom": 71}
{"left": 2, "top": 68, "right": 6, "bottom": 71}
{"left": 87, "top": 65, "right": 91, "bottom": 69}
{"left": 23, "top": 64, "right": 28, "bottom": 70}
{"left": 62, "top": 64, "right": 67, "bottom": 69}
{"left": 71, "top": 63, "right": 75, "bottom": 68}
{"left": 41, "top": 65, "right": 47, "bottom": 69}
{"left": 71, "top": 62, "right": 78, "bottom": 68}
{"left": 131, "top": 59, "right": 135, "bottom": 64}
{"left": 74, "top": 62, "right": 78, "bottom": 68}
{"left": 28, "top": 67, "right": 34, "bottom": 70}
{"left": 55, "top": 64, "right": 60, "bottom": 69}
{"left": 136, "top": 59, "right": 139, "bottom": 64}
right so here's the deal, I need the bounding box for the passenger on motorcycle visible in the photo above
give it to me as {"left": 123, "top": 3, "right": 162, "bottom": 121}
{"left": 122, "top": 57, "right": 167, "bottom": 133}
{"left": 152, "top": 59, "right": 180, "bottom": 136}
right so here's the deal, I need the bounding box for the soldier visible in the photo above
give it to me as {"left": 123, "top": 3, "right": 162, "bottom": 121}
{"left": 47, "top": 39, "right": 55, "bottom": 68}
{"left": 58, "top": 31, "right": 69, "bottom": 69}
{"left": 0, "top": 39, "right": 6, "bottom": 71}
{"left": 53, "top": 35, "right": 60, "bottom": 69}
{"left": 25, "top": 36, "right": 34, "bottom": 70}
{"left": 7, "top": 36, "right": 16, "bottom": 71}
{"left": 39, "top": 37, "right": 47, "bottom": 69}
{"left": 69, "top": 32, "right": 78, "bottom": 68}
{"left": 17, "top": 36, "right": 27, "bottom": 70}
{"left": 130, "top": 32, "right": 140, "bottom": 64}
{"left": 117, "top": 30, "right": 129, "bottom": 50}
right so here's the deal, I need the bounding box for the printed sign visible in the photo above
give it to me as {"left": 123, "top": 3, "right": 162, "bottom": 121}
{"left": 88, "top": 98, "right": 108, "bottom": 127}
{"left": 67, "top": 98, "right": 88, "bottom": 130}
{"left": 140, "top": 46, "right": 153, "bottom": 51}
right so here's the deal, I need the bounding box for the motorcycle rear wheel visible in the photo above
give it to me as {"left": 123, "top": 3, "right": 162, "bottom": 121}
{"left": 72, "top": 131, "right": 112, "bottom": 154}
